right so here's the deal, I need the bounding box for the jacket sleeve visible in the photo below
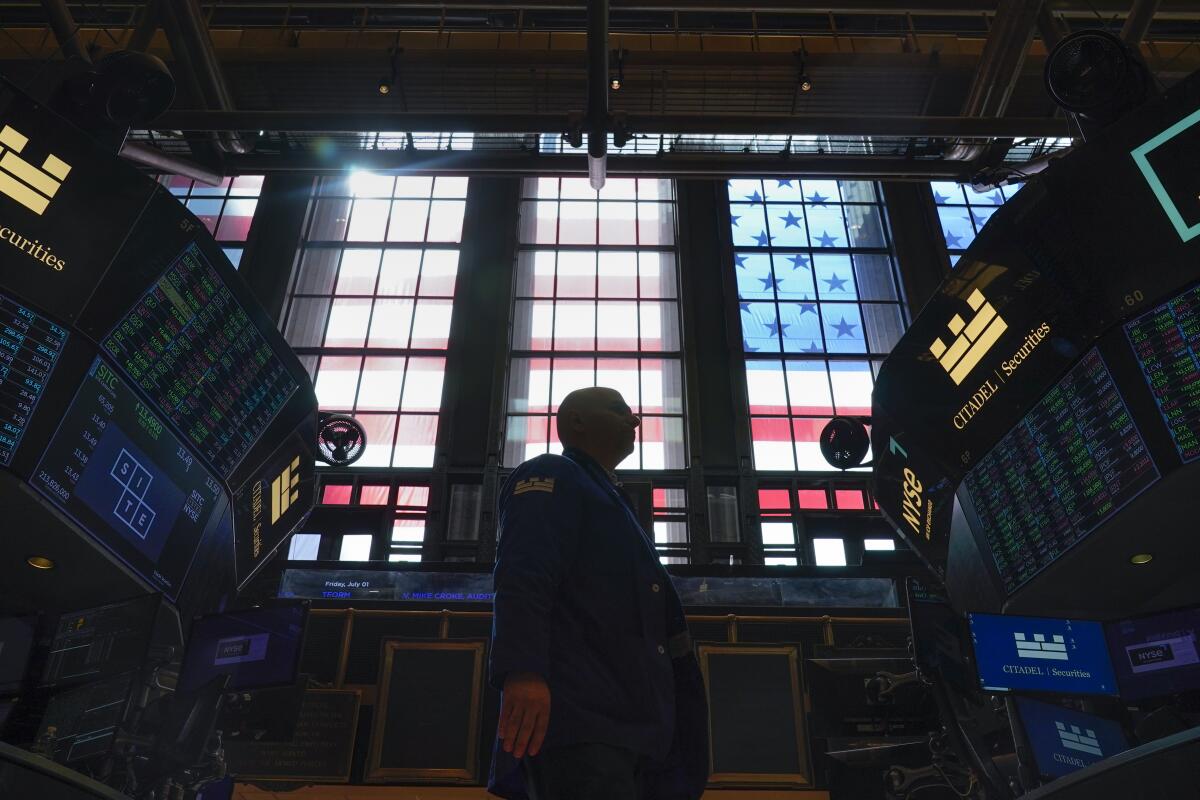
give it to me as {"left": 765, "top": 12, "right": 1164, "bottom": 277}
{"left": 489, "top": 457, "right": 584, "bottom": 690}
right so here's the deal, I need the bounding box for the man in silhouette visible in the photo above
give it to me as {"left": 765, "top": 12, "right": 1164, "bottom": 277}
{"left": 488, "top": 386, "right": 707, "bottom": 800}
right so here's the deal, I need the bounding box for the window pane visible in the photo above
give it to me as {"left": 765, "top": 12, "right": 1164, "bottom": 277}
{"left": 295, "top": 248, "right": 341, "bottom": 295}
{"left": 314, "top": 356, "right": 361, "bottom": 409}
{"left": 401, "top": 357, "right": 446, "bottom": 411}
{"left": 559, "top": 201, "right": 597, "bottom": 245}
{"left": 598, "top": 251, "right": 639, "bottom": 298}
{"left": 638, "top": 202, "right": 675, "bottom": 245}
{"left": 348, "top": 199, "right": 390, "bottom": 241}
{"left": 865, "top": 539, "right": 895, "bottom": 550}
{"left": 554, "top": 301, "right": 596, "bottom": 350}
{"left": 378, "top": 249, "right": 422, "bottom": 295}
{"left": 516, "top": 251, "right": 557, "bottom": 298}
{"left": 288, "top": 533, "right": 320, "bottom": 560}
{"left": 556, "top": 250, "right": 597, "bottom": 298}
{"left": 360, "top": 485, "right": 391, "bottom": 505}
{"left": 309, "top": 198, "right": 351, "bottom": 241}
{"left": 508, "top": 357, "right": 552, "bottom": 413}
{"left": 708, "top": 487, "right": 741, "bottom": 543}
{"left": 599, "top": 202, "right": 638, "bottom": 245}
{"left": 418, "top": 249, "right": 460, "bottom": 296}
{"left": 761, "top": 521, "right": 795, "bottom": 545}
{"left": 392, "top": 519, "right": 426, "bottom": 543}
{"left": 394, "top": 414, "right": 438, "bottom": 467}
{"left": 829, "top": 361, "right": 874, "bottom": 415}
{"left": 746, "top": 361, "right": 788, "bottom": 415}
{"left": 322, "top": 484, "right": 352, "bottom": 504}
{"left": 357, "top": 413, "right": 398, "bottom": 467}
{"left": 813, "top": 538, "right": 847, "bottom": 566}
{"left": 394, "top": 175, "right": 434, "bottom": 197}
{"left": 852, "top": 254, "right": 899, "bottom": 301}
{"left": 367, "top": 298, "right": 414, "bottom": 348}
{"left": 216, "top": 198, "right": 258, "bottom": 241}
{"left": 597, "top": 302, "right": 639, "bottom": 350}
{"left": 427, "top": 200, "right": 466, "bottom": 242}
{"left": 284, "top": 297, "right": 331, "bottom": 348}
{"left": 187, "top": 198, "right": 222, "bottom": 234}
{"left": 793, "top": 417, "right": 832, "bottom": 471}
{"left": 339, "top": 534, "right": 373, "bottom": 561}
{"left": 505, "top": 415, "right": 549, "bottom": 464}
{"left": 324, "top": 298, "right": 372, "bottom": 346}
{"left": 786, "top": 361, "right": 833, "bottom": 415}
{"left": 387, "top": 199, "right": 429, "bottom": 241}
{"left": 335, "top": 249, "right": 382, "bottom": 294}
{"left": 640, "top": 358, "right": 683, "bottom": 414}
{"left": 638, "top": 252, "right": 677, "bottom": 299}
{"left": 752, "top": 417, "right": 795, "bottom": 470}
{"left": 357, "top": 357, "right": 405, "bottom": 411}
{"left": 410, "top": 299, "right": 453, "bottom": 348}
{"left": 798, "top": 489, "right": 828, "bottom": 509}
{"left": 834, "top": 489, "right": 866, "bottom": 510}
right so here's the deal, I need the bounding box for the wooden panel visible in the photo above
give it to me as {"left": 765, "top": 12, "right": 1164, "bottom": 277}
{"left": 699, "top": 644, "right": 812, "bottom": 787}
{"left": 365, "top": 639, "right": 485, "bottom": 783}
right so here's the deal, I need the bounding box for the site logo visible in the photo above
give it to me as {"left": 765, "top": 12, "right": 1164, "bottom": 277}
{"left": 270, "top": 455, "right": 301, "bottom": 524}
{"left": 1056, "top": 722, "right": 1103, "bottom": 757}
{"left": 929, "top": 288, "right": 1008, "bottom": 385}
{"left": 1014, "top": 631, "right": 1069, "bottom": 661}
{"left": 0, "top": 125, "right": 72, "bottom": 215}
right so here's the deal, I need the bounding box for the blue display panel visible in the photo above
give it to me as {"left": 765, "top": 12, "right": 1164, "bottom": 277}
{"left": 0, "top": 292, "right": 66, "bottom": 465}
{"left": 31, "top": 357, "right": 226, "bottom": 598}
{"left": 1105, "top": 606, "right": 1200, "bottom": 701}
{"left": 1125, "top": 283, "right": 1200, "bottom": 462}
{"left": 968, "top": 613, "right": 1117, "bottom": 695}
{"left": 963, "top": 349, "right": 1159, "bottom": 595}
{"left": 177, "top": 603, "right": 306, "bottom": 694}
{"left": 102, "top": 241, "right": 298, "bottom": 478}
{"left": 1015, "top": 696, "right": 1128, "bottom": 778}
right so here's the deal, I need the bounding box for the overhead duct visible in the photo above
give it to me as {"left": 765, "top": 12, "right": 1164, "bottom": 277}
{"left": 158, "top": 0, "right": 251, "bottom": 155}
{"left": 40, "top": 0, "right": 89, "bottom": 63}
{"left": 1121, "top": 0, "right": 1162, "bottom": 46}
{"left": 119, "top": 140, "right": 223, "bottom": 186}
{"left": 945, "top": 0, "right": 1045, "bottom": 161}
{"left": 586, "top": 0, "right": 609, "bottom": 189}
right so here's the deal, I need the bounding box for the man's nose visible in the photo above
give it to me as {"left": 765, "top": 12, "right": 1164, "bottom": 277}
{"left": 629, "top": 414, "right": 641, "bottom": 429}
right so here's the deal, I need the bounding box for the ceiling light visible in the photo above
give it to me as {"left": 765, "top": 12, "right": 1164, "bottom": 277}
{"left": 27, "top": 555, "right": 54, "bottom": 570}
{"left": 610, "top": 78, "right": 621, "bottom": 91}
{"left": 1130, "top": 553, "right": 1153, "bottom": 565}
{"left": 377, "top": 77, "right": 392, "bottom": 95}
{"left": 800, "top": 76, "right": 813, "bottom": 92}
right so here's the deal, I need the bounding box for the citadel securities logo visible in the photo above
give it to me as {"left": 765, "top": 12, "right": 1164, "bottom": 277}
{"left": 929, "top": 288, "right": 1008, "bottom": 386}
{"left": 0, "top": 124, "right": 72, "bottom": 215}
{"left": 1015, "top": 631, "right": 1069, "bottom": 661}
{"left": 1056, "top": 722, "right": 1104, "bottom": 757}
{"left": 271, "top": 455, "right": 302, "bottom": 524}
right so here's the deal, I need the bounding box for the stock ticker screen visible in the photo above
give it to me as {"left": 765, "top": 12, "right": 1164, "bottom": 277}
{"left": 0, "top": 291, "right": 66, "bottom": 465}
{"left": 963, "top": 349, "right": 1160, "bottom": 595}
{"left": 1015, "top": 696, "right": 1128, "bottom": 778}
{"left": 1125, "top": 282, "right": 1200, "bottom": 463}
{"left": 102, "top": 241, "right": 298, "bottom": 478}
{"left": 968, "top": 612, "right": 1117, "bottom": 696}
{"left": 31, "top": 357, "right": 226, "bottom": 598}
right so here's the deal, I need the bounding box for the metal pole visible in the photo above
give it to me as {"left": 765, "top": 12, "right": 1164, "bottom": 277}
{"left": 1121, "top": 0, "right": 1162, "bottom": 44}
{"left": 586, "top": 0, "right": 609, "bottom": 189}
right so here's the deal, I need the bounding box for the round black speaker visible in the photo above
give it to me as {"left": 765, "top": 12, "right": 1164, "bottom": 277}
{"left": 317, "top": 413, "right": 367, "bottom": 466}
{"left": 819, "top": 417, "right": 871, "bottom": 470}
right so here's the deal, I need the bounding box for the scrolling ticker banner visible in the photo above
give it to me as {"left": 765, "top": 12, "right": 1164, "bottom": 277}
{"left": 872, "top": 69, "right": 1200, "bottom": 572}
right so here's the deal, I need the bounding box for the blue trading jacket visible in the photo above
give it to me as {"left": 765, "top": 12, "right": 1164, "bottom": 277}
{"left": 488, "top": 448, "right": 708, "bottom": 800}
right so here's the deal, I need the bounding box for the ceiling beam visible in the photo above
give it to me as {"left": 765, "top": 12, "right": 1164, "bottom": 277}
{"left": 220, "top": 149, "right": 973, "bottom": 179}
{"left": 153, "top": 110, "right": 1072, "bottom": 137}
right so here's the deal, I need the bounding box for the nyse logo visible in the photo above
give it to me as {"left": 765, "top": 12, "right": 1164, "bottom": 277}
{"left": 929, "top": 288, "right": 1008, "bottom": 385}
{"left": 0, "top": 125, "right": 72, "bottom": 215}
{"left": 1056, "top": 722, "right": 1103, "bottom": 757}
{"left": 1014, "top": 631, "right": 1069, "bottom": 661}
{"left": 270, "top": 455, "right": 301, "bottom": 524}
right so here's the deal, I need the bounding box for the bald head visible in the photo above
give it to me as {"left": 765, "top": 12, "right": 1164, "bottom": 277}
{"left": 556, "top": 387, "right": 639, "bottom": 471}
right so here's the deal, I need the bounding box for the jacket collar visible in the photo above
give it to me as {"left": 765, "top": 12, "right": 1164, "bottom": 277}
{"left": 562, "top": 446, "right": 620, "bottom": 487}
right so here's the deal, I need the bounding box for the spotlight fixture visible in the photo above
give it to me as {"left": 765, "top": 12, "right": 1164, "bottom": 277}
{"left": 378, "top": 77, "right": 392, "bottom": 95}
{"left": 26, "top": 555, "right": 54, "bottom": 570}
{"left": 611, "top": 48, "right": 626, "bottom": 92}
{"left": 378, "top": 42, "right": 401, "bottom": 98}
{"left": 796, "top": 48, "right": 813, "bottom": 93}
{"left": 1130, "top": 553, "right": 1154, "bottom": 565}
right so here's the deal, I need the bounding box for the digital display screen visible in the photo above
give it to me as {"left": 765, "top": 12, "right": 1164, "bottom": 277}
{"left": 102, "top": 241, "right": 298, "bottom": 477}
{"left": 963, "top": 349, "right": 1159, "bottom": 595}
{"left": 1015, "top": 696, "right": 1128, "bottom": 778}
{"left": 0, "top": 615, "right": 36, "bottom": 693}
{"left": 32, "top": 358, "right": 225, "bottom": 598}
{"left": 37, "top": 672, "right": 134, "bottom": 764}
{"left": 178, "top": 604, "right": 306, "bottom": 694}
{"left": 1125, "top": 282, "right": 1200, "bottom": 462}
{"left": 968, "top": 613, "right": 1117, "bottom": 695}
{"left": 1105, "top": 606, "right": 1200, "bottom": 701}
{"left": 40, "top": 595, "right": 160, "bottom": 687}
{"left": 905, "top": 578, "right": 971, "bottom": 692}
{"left": 0, "top": 292, "right": 66, "bottom": 465}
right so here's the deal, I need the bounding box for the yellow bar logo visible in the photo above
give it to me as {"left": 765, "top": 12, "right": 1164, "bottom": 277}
{"left": 929, "top": 288, "right": 1008, "bottom": 385}
{"left": 0, "top": 125, "right": 71, "bottom": 216}
{"left": 270, "top": 455, "right": 302, "bottom": 523}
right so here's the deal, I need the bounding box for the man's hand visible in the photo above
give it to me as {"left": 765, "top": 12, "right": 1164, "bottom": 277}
{"left": 499, "top": 671, "right": 551, "bottom": 759}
